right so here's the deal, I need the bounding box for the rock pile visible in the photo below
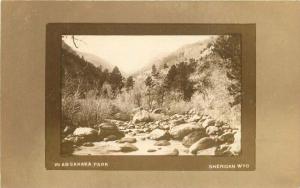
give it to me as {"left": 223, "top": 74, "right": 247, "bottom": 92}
{"left": 62, "top": 109, "right": 241, "bottom": 156}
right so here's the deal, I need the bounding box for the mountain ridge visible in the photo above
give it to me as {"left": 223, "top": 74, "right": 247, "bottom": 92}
{"left": 131, "top": 37, "right": 215, "bottom": 77}
{"left": 62, "top": 41, "right": 113, "bottom": 72}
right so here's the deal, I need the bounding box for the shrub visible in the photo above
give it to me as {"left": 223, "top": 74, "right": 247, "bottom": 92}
{"left": 112, "top": 89, "right": 137, "bottom": 115}
{"left": 164, "top": 100, "right": 193, "bottom": 115}
{"left": 62, "top": 91, "right": 115, "bottom": 129}
{"left": 190, "top": 66, "right": 241, "bottom": 129}
{"left": 61, "top": 92, "right": 81, "bottom": 129}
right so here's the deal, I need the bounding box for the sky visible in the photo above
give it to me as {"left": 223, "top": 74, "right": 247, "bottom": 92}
{"left": 63, "top": 35, "right": 213, "bottom": 74}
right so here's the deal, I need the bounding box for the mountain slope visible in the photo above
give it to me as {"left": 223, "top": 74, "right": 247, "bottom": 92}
{"left": 77, "top": 51, "right": 113, "bottom": 71}
{"left": 62, "top": 41, "right": 113, "bottom": 71}
{"left": 61, "top": 43, "right": 108, "bottom": 97}
{"left": 132, "top": 37, "right": 215, "bottom": 76}
{"left": 131, "top": 35, "right": 241, "bottom": 127}
{"left": 156, "top": 38, "right": 213, "bottom": 69}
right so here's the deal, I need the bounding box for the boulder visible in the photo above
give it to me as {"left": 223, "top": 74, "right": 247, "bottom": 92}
{"left": 159, "top": 124, "right": 170, "bottom": 130}
{"left": 63, "top": 135, "right": 86, "bottom": 145}
{"left": 162, "top": 149, "right": 179, "bottom": 156}
{"left": 128, "top": 125, "right": 135, "bottom": 129}
{"left": 120, "top": 143, "right": 138, "bottom": 152}
{"left": 189, "top": 137, "right": 216, "bottom": 154}
{"left": 215, "top": 145, "right": 234, "bottom": 156}
{"left": 143, "top": 128, "right": 151, "bottom": 133}
{"left": 128, "top": 132, "right": 136, "bottom": 136}
{"left": 206, "top": 126, "right": 219, "bottom": 135}
{"left": 188, "top": 108, "right": 197, "bottom": 115}
{"left": 152, "top": 108, "right": 163, "bottom": 114}
{"left": 113, "top": 112, "right": 131, "bottom": 121}
{"left": 170, "top": 118, "right": 186, "bottom": 126}
{"left": 221, "top": 124, "right": 231, "bottom": 130}
{"left": 201, "top": 119, "right": 215, "bottom": 129}
{"left": 182, "top": 129, "right": 207, "bottom": 147}
{"left": 229, "top": 131, "right": 241, "bottom": 155}
{"left": 147, "top": 149, "right": 157, "bottom": 152}
{"left": 133, "top": 110, "right": 152, "bottom": 123}
{"left": 215, "top": 121, "right": 225, "bottom": 127}
{"left": 63, "top": 125, "right": 74, "bottom": 135}
{"left": 150, "top": 113, "right": 168, "bottom": 122}
{"left": 119, "top": 137, "right": 137, "bottom": 143}
{"left": 123, "top": 130, "right": 131, "bottom": 134}
{"left": 149, "top": 129, "right": 170, "bottom": 140}
{"left": 134, "top": 129, "right": 143, "bottom": 134}
{"left": 169, "top": 123, "right": 202, "bottom": 140}
{"left": 149, "top": 123, "right": 159, "bottom": 131}
{"left": 131, "top": 107, "right": 143, "bottom": 114}
{"left": 201, "top": 115, "right": 210, "bottom": 120}
{"left": 106, "top": 119, "right": 125, "bottom": 126}
{"left": 170, "top": 114, "right": 184, "bottom": 120}
{"left": 73, "top": 127, "right": 97, "bottom": 137}
{"left": 99, "top": 122, "right": 118, "bottom": 130}
{"left": 72, "top": 127, "right": 98, "bottom": 142}
{"left": 188, "top": 115, "right": 202, "bottom": 122}
{"left": 154, "top": 140, "right": 170, "bottom": 146}
{"left": 103, "top": 135, "right": 118, "bottom": 141}
{"left": 217, "top": 132, "right": 235, "bottom": 144}
{"left": 98, "top": 122, "right": 124, "bottom": 139}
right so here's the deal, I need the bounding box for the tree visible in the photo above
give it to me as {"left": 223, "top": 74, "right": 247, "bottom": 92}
{"left": 125, "top": 76, "right": 134, "bottom": 91}
{"left": 213, "top": 35, "right": 241, "bottom": 61}
{"left": 101, "top": 81, "right": 112, "bottom": 98}
{"left": 163, "top": 62, "right": 195, "bottom": 101}
{"left": 212, "top": 35, "right": 241, "bottom": 106}
{"left": 151, "top": 64, "right": 158, "bottom": 77}
{"left": 97, "top": 65, "right": 102, "bottom": 72}
{"left": 103, "top": 68, "right": 109, "bottom": 81}
{"left": 183, "top": 82, "right": 194, "bottom": 101}
{"left": 154, "top": 81, "right": 168, "bottom": 107}
{"left": 109, "top": 66, "right": 124, "bottom": 95}
{"left": 164, "top": 65, "right": 177, "bottom": 89}
{"left": 145, "top": 76, "right": 153, "bottom": 87}
{"left": 163, "top": 63, "right": 168, "bottom": 69}
{"left": 144, "top": 76, "right": 154, "bottom": 109}
{"left": 188, "top": 58, "right": 197, "bottom": 70}
{"left": 175, "top": 62, "right": 194, "bottom": 101}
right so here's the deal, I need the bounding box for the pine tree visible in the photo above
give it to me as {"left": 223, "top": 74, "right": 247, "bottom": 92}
{"left": 151, "top": 64, "right": 158, "bottom": 77}
{"left": 164, "top": 65, "right": 177, "bottom": 89}
{"left": 109, "top": 66, "right": 124, "bottom": 95}
{"left": 163, "top": 62, "right": 195, "bottom": 101}
{"left": 103, "top": 68, "right": 109, "bottom": 82}
{"left": 145, "top": 76, "right": 154, "bottom": 109}
{"left": 125, "top": 76, "right": 134, "bottom": 91}
{"left": 145, "top": 76, "right": 153, "bottom": 87}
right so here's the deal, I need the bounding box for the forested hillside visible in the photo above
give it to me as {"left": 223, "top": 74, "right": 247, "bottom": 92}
{"left": 61, "top": 44, "right": 124, "bottom": 98}
{"left": 132, "top": 35, "right": 241, "bottom": 126}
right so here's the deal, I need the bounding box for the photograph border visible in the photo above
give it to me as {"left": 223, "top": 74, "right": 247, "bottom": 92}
{"left": 45, "top": 23, "right": 256, "bottom": 171}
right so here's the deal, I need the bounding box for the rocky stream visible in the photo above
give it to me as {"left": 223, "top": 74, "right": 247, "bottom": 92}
{"left": 62, "top": 109, "right": 241, "bottom": 156}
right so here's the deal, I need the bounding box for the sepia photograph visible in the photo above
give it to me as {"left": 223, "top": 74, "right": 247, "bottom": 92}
{"left": 3, "top": 1, "right": 300, "bottom": 187}
{"left": 60, "top": 35, "right": 242, "bottom": 156}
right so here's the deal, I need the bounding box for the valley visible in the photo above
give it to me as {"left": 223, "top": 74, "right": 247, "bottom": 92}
{"left": 61, "top": 35, "right": 242, "bottom": 156}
